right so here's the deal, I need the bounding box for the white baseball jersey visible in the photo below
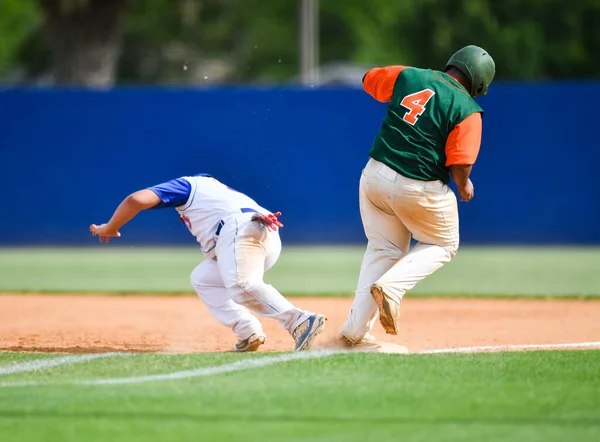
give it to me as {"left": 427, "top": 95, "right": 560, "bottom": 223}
{"left": 148, "top": 174, "right": 269, "bottom": 257}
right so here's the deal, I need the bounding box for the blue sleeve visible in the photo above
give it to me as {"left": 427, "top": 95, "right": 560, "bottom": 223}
{"left": 148, "top": 178, "right": 192, "bottom": 209}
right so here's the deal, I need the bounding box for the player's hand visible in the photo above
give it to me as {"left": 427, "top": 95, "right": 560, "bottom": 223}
{"left": 251, "top": 212, "right": 284, "bottom": 231}
{"left": 458, "top": 179, "right": 475, "bottom": 202}
{"left": 90, "top": 223, "right": 121, "bottom": 243}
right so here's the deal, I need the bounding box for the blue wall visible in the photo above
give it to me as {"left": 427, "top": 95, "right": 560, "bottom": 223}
{"left": 1, "top": 84, "right": 598, "bottom": 245}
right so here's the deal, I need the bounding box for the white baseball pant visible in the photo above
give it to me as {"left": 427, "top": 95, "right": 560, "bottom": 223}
{"left": 340, "top": 158, "right": 459, "bottom": 342}
{"left": 191, "top": 212, "right": 309, "bottom": 340}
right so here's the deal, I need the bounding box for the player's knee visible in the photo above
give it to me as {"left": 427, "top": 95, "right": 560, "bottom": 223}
{"left": 227, "top": 278, "right": 267, "bottom": 295}
{"left": 445, "top": 242, "right": 459, "bottom": 259}
{"left": 387, "top": 249, "right": 406, "bottom": 261}
{"left": 190, "top": 265, "right": 207, "bottom": 289}
{"left": 236, "top": 279, "right": 266, "bottom": 293}
{"left": 368, "top": 243, "right": 405, "bottom": 261}
{"left": 190, "top": 269, "right": 199, "bottom": 288}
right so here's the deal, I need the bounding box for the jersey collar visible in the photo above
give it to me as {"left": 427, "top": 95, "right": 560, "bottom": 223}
{"left": 434, "top": 71, "right": 471, "bottom": 96}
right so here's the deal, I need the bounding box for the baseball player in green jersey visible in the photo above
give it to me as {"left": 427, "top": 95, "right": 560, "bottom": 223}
{"left": 339, "top": 45, "right": 495, "bottom": 346}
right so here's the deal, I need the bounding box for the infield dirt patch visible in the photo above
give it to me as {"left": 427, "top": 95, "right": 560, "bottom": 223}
{"left": 1, "top": 295, "right": 599, "bottom": 354}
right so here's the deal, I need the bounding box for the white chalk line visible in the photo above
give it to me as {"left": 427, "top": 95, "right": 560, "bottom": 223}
{"left": 0, "top": 353, "right": 129, "bottom": 376}
{"left": 0, "top": 341, "right": 598, "bottom": 388}
{"left": 418, "top": 341, "right": 600, "bottom": 354}
{"left": 84, "top": 349, "right": 341, "bottom": 385}
{"left": 0, "top": 350, "right": 341, "bottom": 388}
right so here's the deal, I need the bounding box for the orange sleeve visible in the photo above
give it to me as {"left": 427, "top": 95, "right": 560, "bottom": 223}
{"left": 445, "top": 112, "right": 483, "bottom": 166}
{"left": 363, "top": 66, "right": 408, "bottom": 102}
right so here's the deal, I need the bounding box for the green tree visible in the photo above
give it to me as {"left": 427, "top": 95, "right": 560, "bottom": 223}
{"left": 38, "top": 0, "right": 125, "bottom": 86}
{"left": 120, "top": 0, "right": 299, "bottom": 84}
{"left": 2, "top": 0, "right": 599, "bottom": 85}
{"left": 327, "top": 0, "right": 600, "bottom": 81}
{"left": 0, "top": 0, "right": 41, "bottom": 78}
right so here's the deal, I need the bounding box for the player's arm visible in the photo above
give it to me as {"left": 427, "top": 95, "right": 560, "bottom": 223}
{"left": 362, "top": 66, "right": 408, "bottom": 102}
{"left": 90, "top": 190, "right": 161, "bottom": 242}
{"left": 90, "top": 178, "right": 192, "bottom": 243}
{"left": 445, "top": 112, "right": 483, "bottom": 202}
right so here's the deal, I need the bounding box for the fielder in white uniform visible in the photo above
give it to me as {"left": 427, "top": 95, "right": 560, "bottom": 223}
{"left": 90, "top": 174, "right": 326, "bottom": 352}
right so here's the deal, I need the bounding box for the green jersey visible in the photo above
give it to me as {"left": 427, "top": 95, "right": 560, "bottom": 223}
{"left": 368, "top": 67, "right": 483, "bottom": 184}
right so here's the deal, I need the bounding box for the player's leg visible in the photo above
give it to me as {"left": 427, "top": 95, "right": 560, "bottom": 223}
{"left": 372, "top": 176, "right": 459, "bottom": 334}
{"left": 262, "top": 227, "right": 327, "bottom": 351}
{"left": 216, "top": 214, "right": 319, "bottom": 344}
{"left": 339, "top": 161, "right": 411, "bottom": 344}
{"left": 190, "top": 258, "right": 266, "bottom": 351}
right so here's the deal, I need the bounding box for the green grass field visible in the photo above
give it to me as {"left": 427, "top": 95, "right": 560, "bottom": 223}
{"left": 1, "top": 350, "right": 599, "bottom": 442}
{"left": 1, "top": 246, "right": 599, "bottom": 297}
{"left": 2, "top": 246, "right": 599, "bottom": 441}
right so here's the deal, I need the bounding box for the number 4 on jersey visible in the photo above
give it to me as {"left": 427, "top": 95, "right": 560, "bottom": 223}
{"left": 400, "top": 89, "right": 435, "bottom": 125}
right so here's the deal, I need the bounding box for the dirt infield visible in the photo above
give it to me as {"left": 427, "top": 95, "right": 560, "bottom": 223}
{"left": 1, "top": 295, "right": 599, "bottom": 354}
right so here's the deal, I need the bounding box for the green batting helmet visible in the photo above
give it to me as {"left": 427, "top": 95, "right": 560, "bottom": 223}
{"left": 445, "top": 45, "right": 495, "bottom": 98}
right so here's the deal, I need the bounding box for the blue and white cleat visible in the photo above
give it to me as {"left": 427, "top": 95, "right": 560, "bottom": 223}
{"left": 293, "top": 314, "right": 326, "bottom": 351}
